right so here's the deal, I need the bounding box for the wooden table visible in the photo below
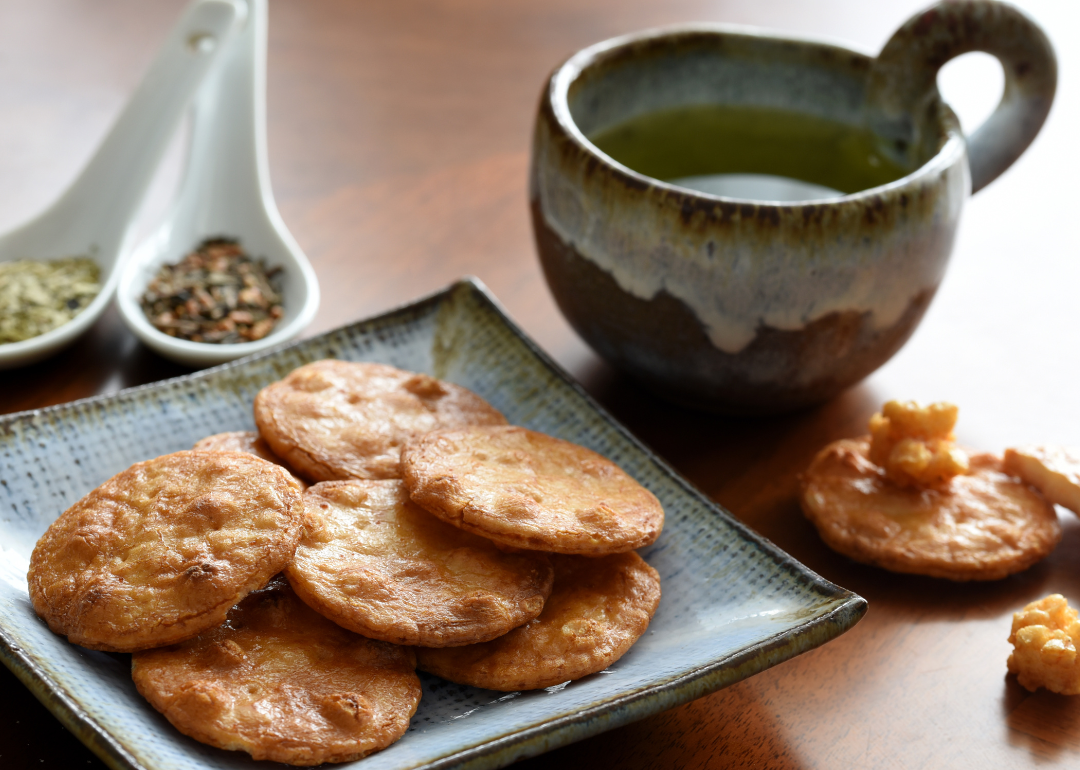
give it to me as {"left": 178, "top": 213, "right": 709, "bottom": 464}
{"left": 1, "top": 0, "right": 1077, "bottom": 767}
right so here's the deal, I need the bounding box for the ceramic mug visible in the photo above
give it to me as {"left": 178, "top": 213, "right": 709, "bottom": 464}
{"left": 529, "top": 0, "right": 1055, "bottom": 413}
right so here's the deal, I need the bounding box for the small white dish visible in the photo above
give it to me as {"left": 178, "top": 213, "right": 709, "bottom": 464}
{"left": 0, "top": 0, "right": 246, "bottom": 371}
{"left": 117, "top": 0, "right": 320, "bottom": 368}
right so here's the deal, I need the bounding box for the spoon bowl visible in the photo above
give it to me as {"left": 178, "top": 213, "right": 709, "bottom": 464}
{"left": 117, "top": 0, "right": 319, "bottom": 368}
{"left": 0, "top": 0, "right": 245, "bottom": 370}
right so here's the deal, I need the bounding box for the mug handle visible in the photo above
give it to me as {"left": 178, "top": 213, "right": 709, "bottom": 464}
{"left": 865, "top": 0, "right": 1056, "bottom": 194}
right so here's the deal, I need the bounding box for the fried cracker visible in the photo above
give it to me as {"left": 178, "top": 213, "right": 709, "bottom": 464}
{"left": 799, "top": 438, "right": 1061, "bottom": 581}
{"left": 1008, "top": 593, "right": 1080, "bottom": 694}
{"left": 286, "top": 479, "right": 553, "bottom": 646}
{"left": 415, "top": 552, "right": 660, "bottom": 691}
{"left": 193, "top": 430, "right": 307, "bottom": 488}
{"left": 28, "top": 451, "right": 305, "bottom": 652}
{"left": 1004, "top": 445, "right": 1080, "bottom": 515}
{"left": 868, "top": 400, "right": 968, "bottom": 488}
{"left": 132, "top": 577, "right": 420, "bottom": 765}
{"left": 402, "top": 426, "right": 664, "bottom": 555}
{"left": 253, "top": 360, "right": 506, "bottom": 481}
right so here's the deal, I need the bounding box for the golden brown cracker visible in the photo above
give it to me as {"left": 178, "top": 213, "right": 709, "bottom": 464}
{"left": 868, "top": 400, "right": 968, "bottom": 488}
{"left": 799, "top": 438, "right": 1061, "bottom": 581}
{"left": 132, "top": 577, "right": 420, "bottom": 765}
{"left": 193, "top": 430, "right": 307, "bottom": 488}
{"left": 286, "top": 479, "right": 553, "bottom": 647}
{"left": 28, "top": 450, "right": 305, "bottom": 652}
{"left": 1004, "top": 445, "right": 1080, "bottom": 515}
{"left": 253, "top": 360, "right": 506, "bottom": 481}
{"left": 1008, "top": 593, "right": 1080, "bottom": 694}
{"left": 402, "top": 426, "right": 664, "bottom": 555}
{"left": 415, "top": 552, "right": 660, "bottom": 691}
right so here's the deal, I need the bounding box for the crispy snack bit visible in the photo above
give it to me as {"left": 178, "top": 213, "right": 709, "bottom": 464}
{"left": 415, "top": 552, "right": 660, "bottom": 691}
{"left": 402, "top": 425, "right": 664, "bottom": 555}
{"left": 254, "top": 360, "right": 507, "bottom": 482}
{"left": 28, "top": 451, "right": 305, "bottom": 652}
{"left": 868, "top": 400, "right": 969, "bottom": 488}
{"left": 133, "top": 577, "right": 421, "bottom": 765}
{"left": 799, "top": 438, "right": 1060, "bottom": 580}
{"left": 193, "top": 430, "right": 307, "bottom": 489}
{"left": 1008, "top": 594, "right": 1080, "bottom": 694}
{"left": 286, "top": 479, "right": 554, "bottom": 647}
{"left": 1004, "top": 446, "right": 1080, "bottom": 515}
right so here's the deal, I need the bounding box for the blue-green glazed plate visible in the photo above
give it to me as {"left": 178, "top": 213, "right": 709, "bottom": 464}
{"left": 0, "top": 278, "right": 865, "bottom": 769}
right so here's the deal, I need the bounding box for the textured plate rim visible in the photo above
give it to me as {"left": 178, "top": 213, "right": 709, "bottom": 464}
{"left": 0, "top": 276, "right": 866, "bottom": 770}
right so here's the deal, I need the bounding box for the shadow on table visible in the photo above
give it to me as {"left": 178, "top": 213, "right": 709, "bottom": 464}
{"left": 1004, "top": 675, "right": 1080, "bottom": 758}
{"left": 514, "top": 675, "right": 815, "bottom": 770}
{"left": 2, "top": 305, "right": 195, "bottom": 417}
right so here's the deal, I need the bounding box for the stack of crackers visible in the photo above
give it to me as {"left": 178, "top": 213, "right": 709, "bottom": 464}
{"left": 27, "top": 360, "right": 664, "bottom": 766}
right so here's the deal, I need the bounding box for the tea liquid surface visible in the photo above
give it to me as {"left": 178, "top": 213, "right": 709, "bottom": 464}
{"left": 588, "top": 104, "right": 910, "bottom": 201}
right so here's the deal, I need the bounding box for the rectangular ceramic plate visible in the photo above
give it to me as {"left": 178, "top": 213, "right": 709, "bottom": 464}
{"left": 0, "top": 278, "right": 865, "bottom": 770}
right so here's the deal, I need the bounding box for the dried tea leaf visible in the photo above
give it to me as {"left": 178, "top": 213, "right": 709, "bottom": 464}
{"left": 139, "top": 238, "right": 285, "bottom": 344}
{"left": 0, "top": 257, "right": 101, "bottom": 344}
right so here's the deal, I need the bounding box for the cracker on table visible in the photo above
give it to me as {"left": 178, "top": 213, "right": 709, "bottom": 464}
{"left": 1007, "top": 593, "right": 1080, "bottom": 694}
{"left": 253, "top": 360, "right": 506, "bottom": 482}
{"left": 799, "top": 437, "right": 1061, "bottom": 581}
{"left": 402, "top": 425, "right": 664, "bottom": 555}
{"left": 415, "top": 552, "right": 660, "bottom": 691}
{"left": 133, "top": 577, "right": 420, "bottom": 766}
{"left": 193, "top": 430, "right": 307, "bottom": 488}
{"left": 1004, "top": 445, "right": 1080, "bottom": 515}
{"left": 28, "top": 450, "right": 305, "bottom": 652}
{"left": 286, "top": 479, "right": 553, "bottom": 647}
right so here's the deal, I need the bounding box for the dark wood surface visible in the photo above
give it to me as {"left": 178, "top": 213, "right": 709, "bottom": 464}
{"left": 1, "top": 0, "right": 1077, "bottom": 767}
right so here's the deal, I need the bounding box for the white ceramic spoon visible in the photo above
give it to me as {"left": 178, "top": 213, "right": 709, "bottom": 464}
{"left": 117, "top": 0, "right": 320, "bottom": 368}
{"left": 0, "top": 0, "right": 246, "bottom": 370}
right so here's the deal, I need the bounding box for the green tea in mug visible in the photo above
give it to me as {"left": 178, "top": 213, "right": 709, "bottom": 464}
{"left": 588, "top": 104, "right": 910, "bottom": 201}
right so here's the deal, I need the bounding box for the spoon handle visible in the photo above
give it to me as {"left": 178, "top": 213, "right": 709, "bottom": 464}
{"left": 50, "top": 0, "right": 246, "bottom": 249}
{"left": 170, "top": 0, "right": 272, "bottom": 236}
{"left": 166, "top": 0, "right": 318, "bottom": 310}
{"left": 172, "top": 0, "right": 297, "bottom": 244}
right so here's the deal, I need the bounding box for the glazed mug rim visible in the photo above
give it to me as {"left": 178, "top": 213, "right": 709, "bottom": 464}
{"left": 547, "top": 22, "right": 969, "bottom": 208}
